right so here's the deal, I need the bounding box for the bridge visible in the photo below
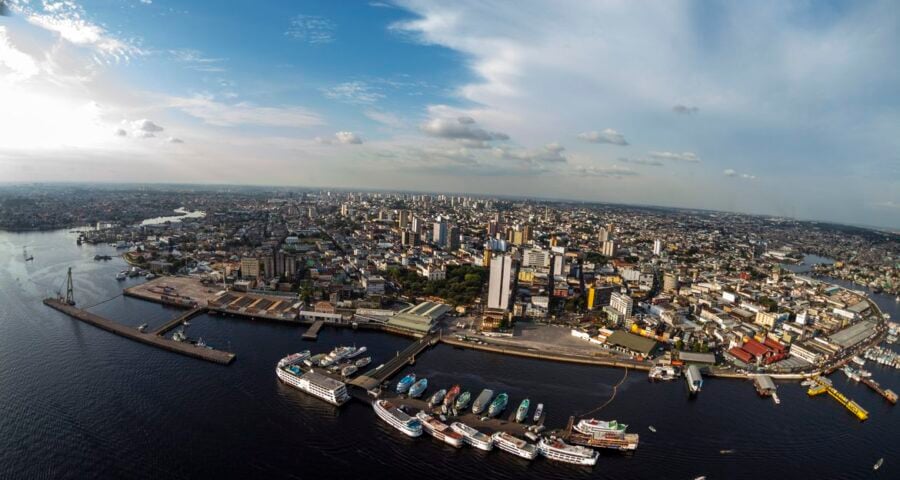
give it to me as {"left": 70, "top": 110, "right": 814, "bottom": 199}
{"left": 350, "top": 331, "right": 440, "bottom": 391}
{"left": 152, "top": 306, "right": 207, "bottom": 336}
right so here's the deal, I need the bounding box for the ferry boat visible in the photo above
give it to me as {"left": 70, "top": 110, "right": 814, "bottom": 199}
{"left": 454, "top": 391, "right": 472, "bottom": 410}
{"left": 355, "top": 356, "right": 372, "bottom": 368}
{"left": 491, "top": 432, "right": 538, "bottom": 460}
{"left": 472, "top": 389, "right": 495, "bottom": 415}
{"left": 685, "top": 364, "right": 703, "bottom": 394}
{"left": 575, "top": 419, "right": 628, "bottom": 436}
{"left": 275, "top": 361, "right": 350, "bottom": 406}
{"left": 373, "top": 399, "right": 422, "bottom": 438}
{"left": 516, "top": 399, "right": 530, "bottom": 423}
{"left": 538, "top": 437, "right": 599, "bottom": 466}
{"left": 321, "top": 346, "right": 356, "bottom": 367}
{"left": 533, "top": 403, "right": 544, "bottom": 423}
{"left": 416, "top": 412, "right": 463, "bottom": 448}
{"left": 443, "top": 384, "right": 461, "bottom": 407}
{"left": 488, "top": 393, "right": 508, "bottom": 417}
{"left": 341, "top": 365, "right": 358, "bottom": 377}
{"left": 429, "top": 389, "right": 448, "bottom": 407}
{"left": 279, "top": 351, "right": 312, "bottom": 368}
{"left": 409, "top": 378, "right": 429, "bottom": 398}
{"left": 396, "top": 374, "right": 416, "bottom": 394}
{"left": 347, "top": 346, "right": 367, "bottom": 358}
{"left": 450, "top": 422, "right": 493, "bottom": 451}
{"left": 649, "top": 365, "right": 678, "bottom": 381}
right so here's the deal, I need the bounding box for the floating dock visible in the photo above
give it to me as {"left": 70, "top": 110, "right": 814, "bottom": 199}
{"left": 44, "top": 298, "right": 235, "bottom": 365}
{"left": 860, "top": 377, "right": 898, "bottom": 404}
{"left": 302, "top": 320, "right": 325, "bottom": 340}
{"left": 807, "top": 377, "right": 868, "bottom": 421}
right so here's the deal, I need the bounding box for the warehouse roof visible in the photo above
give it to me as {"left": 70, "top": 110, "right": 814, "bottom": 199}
{"left": 606, "top": 331, "right": 657, "bottom": 356}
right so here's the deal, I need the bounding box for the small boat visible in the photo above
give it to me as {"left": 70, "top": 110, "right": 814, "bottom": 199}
{"left": 341, "top": 365, "right": 358, "bottom": 377}
{"left": 874, "top": 458, "right": 883, "bottom": 471}
{"left": 443, "top": 384, "right": 461, "bottom": 408}
{"left": 429, "top": 389, "right": 448, "bottom": 407}
{"left": 533, "top": 403, "right": 544, "bottom": 423}
{"left": 116, "top": 272, "right": 127, "bottom": 281}
{"left": 694, "top": 477, "right": 707, "bottom": 480}
{"left": 516, "top": 399, "right": 530, "bottom": 423}
{"left": 183, "top": 320, "right": 191, "bottom": 326}
{"left": 138, "top": 323, "right": 148, "bottom": 332}
{"left": 454, "top": 391, "right": 472, "bottom": 410}
{"left": 648, "top": 425, "right": 657, "bottom": 433}
{"left": 196, "top": 337, "right": 207, "bottom": 348}
{"left": 396, "top": 374, "right": 416, "bottom": 394}
{"left": 487, "top": 393, "right": 508, "bottom": 417}
{"left": 347, "top": 346, "right": 367, "bottom": 358}
{"left": 355, "top": 356, "right": 372, "bottom": 368}
{"left": 720, "top": 449, "right": 736, "bottom": 455}
{"left": 408, "top": 378, "right": 429, "bottom": 398}
{"left": 172, "top": 328, "right": 187, "bottom": 342}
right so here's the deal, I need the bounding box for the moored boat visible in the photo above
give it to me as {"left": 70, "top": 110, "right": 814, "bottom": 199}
{"left": 429, "top": 389, "right": 448, "bottom": 407}
{"left": 455, "top": 391, "right": 472, "bottom": 410}
{"left": 450, "top": 422, "right": 493, "bottom": 451}
{"left": 341, "top": 365, "right": 358, "bottom": 377}
{"left": 408, "top": 378, "right": 429, "bottom": 398}
{"left": 396, "top": 373, "right": 416, "bottom": 394}
{"left": 538, "top": 437, "right": 598, "bottom": 466}
{"left": 533, "top": 403, "right": 544, "bottom": 423}
{"left": 443, "top": 384, "right": 461, "bottom": 407}
{"left": 373, "top": 400, "right": 422, "bottom": 438}
{"left": 472, "top": 389, "right": 494, "bottom": 415}
{"left": 516, "top": 399, "right": 530, "bottom": 423}
{"left": 355, "top": 356, "right": 372, "bottom": 368}
{"left": 488, "top": 393, "right": 508, "bottom": 417}
{"left": 491, "top": 432, "right": 538, "bottom": 460}
{"left": 416, "top": 412, "right": 464, "bottom": 448}
{"left": 575, "top": 418, "right": 628, "bottom": 436}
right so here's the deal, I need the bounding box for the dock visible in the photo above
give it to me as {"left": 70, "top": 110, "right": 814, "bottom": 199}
{"left": 860, "top": 377, "right": 898, "bottom": 404}
{"left": 44, "top": 298, "right": 235, "bottom": 365}
{"left": 152, "top": 306, "right": 206, "bottom": 336}
{"left": 807, "top": 377, "right": 868, "bottom": 420}
{"left": 351, "top": 332, "right": 440, "bottom": 391}
{"left": 302, "top": 320, "right": 325, "bottom": 340}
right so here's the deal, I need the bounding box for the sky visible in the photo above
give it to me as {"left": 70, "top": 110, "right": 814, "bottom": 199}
{"left": 0, "top": 0, "right": 898, "bottom": 229}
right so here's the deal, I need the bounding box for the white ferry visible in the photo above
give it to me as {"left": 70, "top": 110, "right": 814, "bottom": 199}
{"left": 373, "top": 400, "right": 422, "bottom": 438}
{"left": 491, "top": 432, "right": 538, "bottom": 460}
{"left": 538, "top": 437, "right": 599, "bottom": 466}
{"left": 416, "top": 412, "right": 464, "bottom": 448}
{"left": 275, "top": 358, "right": 350, "bottom": 406}
{"left": 450, "top": 422, "right": 493, "bottom": 451}
{"left": 277, "top": 351, "right": 311, "bottom": 368}
{"left": 649, "top": 365, "right": 678, "bottom": 381}
{"left": 575, "top": 419, "right": 628, "bottom": 436}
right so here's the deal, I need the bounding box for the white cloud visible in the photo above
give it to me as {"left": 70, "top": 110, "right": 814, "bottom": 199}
{"left": 649, "top": 151, "right": 700, "bottom": 163}
{"left": 723, "top": 168, "right": 737, "bottom": 176}
{"left": 724, "top": 169, "right": 756, "bottom": 180}
{"left": 18, "top": 1, "right": 142, "bottom": 61}
{"left": 0, "top": 27, "right": 40, "bottom": 80}
{"left": 619, "top": 157, "right": 663, "bottom": 167}
{"left": 576, "top": 164, "right": 639, "bottom": 178}
{"left": 364, "top": 109, "right": 404, "bottom": 128}
{"left": 132, "top": 119, "right": 164, "bottom": 133}
{"left": 167, "top": 95, "right": 324, "bottom": 128}
{"left": 335, "top": 131, "right": 363, "bottom": 144}
{"left": 169, "top": 48, "right": 227, "bottom": 72}
{"left": 421, "top": 117, "right": 509, "bottom": 142}
{"left": 493, "top": 143, "right": 566, "bottom": 164}
{"left": 286, "top": 15, "right": 336, "bottom": 44}
{"left": 577, "top": 128, "right": 628, "bottom": 146}
{"left": 740, "top": 173, "right": 756, "bottom": 180}
{"left": 323, "top": 81, "right": 384, "bottom": 104}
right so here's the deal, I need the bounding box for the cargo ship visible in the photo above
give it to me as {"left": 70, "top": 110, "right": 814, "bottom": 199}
{"left": 275, "top": 361, "right": 350, "bottom": 406}
{"left": 516, "top": 399, "right": 530, "bottom": 423}
{"left": 416, "top": 412, "right": 464, "bottom": 448}
{"left": 443, "top": 385, "right": 461, "bottom": 407}
{"left": 488, "top": 393, "right": 508, "bottom": 417}
{"left": 472, "top": 389, "right": 495, "bottom": 415}
{"left": 450, "top": 422, "right": 493, "bottom": 451}
{"left": 574, "top": 419, "right": 628, "bottom": 436}
{"left": 429, "top": 389, "right": 448, "bottom": 407}
{"left": 409, "top": 378, "right": 429, "bottom": 398}
{"left": 396, "top": 374, "right": 416, "bottom": 394}
{"left": 373, "top": 400, "right": 422, "bottom": 437}
{"left": 538, "top": 437, "right": 599, "bottom": 466}
{"left": 455, "top": 391, "right": 472, "bottom": 410}
{"left": 491, "top": 432, "right": 538, "bottom": 460}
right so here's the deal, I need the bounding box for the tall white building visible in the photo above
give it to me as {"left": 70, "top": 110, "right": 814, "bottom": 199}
{"left": 653, "top": 239, "right": 663, "bottom": 256}
{"left": 601, "top": 240, "right": 616, "bottom": 257}
{"left": 488, "top": 254, "right": 515, "bottom": 311}
{"left": 522, "top": 248, "right": 550, "bottom": 268}
{"left": 610, "top": 292, "right": 633, "bottom": 318}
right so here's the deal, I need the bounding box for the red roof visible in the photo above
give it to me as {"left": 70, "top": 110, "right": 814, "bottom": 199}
{"left": 742, "top": 338, "right": 772, "bottom": 357}
{"left": 728, "top": 347, "right": 754, "bottom": 363}
{"left": 764, "top": 338, "right": 786, "bottom": 353}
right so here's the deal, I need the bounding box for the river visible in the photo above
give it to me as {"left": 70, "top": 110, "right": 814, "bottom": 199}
{"left": 1, "top": 231, "right": 898, "bottom": 479}
{"left": 140, "top": 208, "right": 206, "bottom": 226}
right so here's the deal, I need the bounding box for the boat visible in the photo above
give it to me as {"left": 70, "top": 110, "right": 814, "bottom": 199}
{"left": 429, "top": 389, "right": 448, "bottom": 407}
{"left": 396, "top": 374, "right": 416, "bottom": 394}
{"left": 450, "top": 422, "right": 493, "bottom": 451}
{"left": 116, "top": 272, "right": 127, "bottom": 281}
{"left": 533, "top": 403, "right": 544, "bottom": 423}
{"left": 720, "top": 449, "right": 736, "bottom": 455}
{"left": 321, "top": 346, "right": 356, "bottom": 367}
{"left": 347, "top": 346, "right": 367, "bottom": 358}
{"left": 408, "top": 378, "right": 429, "bottom": 398}
{"left": 145, "top": 273, "right": 156, "bottom": 280}
{"left": 649, "top": 365, "right": 678, "bottom": 381}
{"left": 305, "top": 353, "right": 327, "bottom": 367}
{"left": 355, "top": 356, "right": 372, "bottom": 368}
{"left": 851, "top": 356, "right": 866, "bottom": 367}
{"left": 488, "top": 393, "right": 508, "bottom": 417}
{"left": 416, "top": 412, "right": 463, "bottom": 448}
{"left": 648, "top": 425, "right": 657, "bottom": 433}
{"left": 138, "top": 323, "right": 148, "bottom": 333}
{"left": 874, "top": 457, "right": 883, "bottom": 471}
{"left": 275, "top": 357, "right": 350, "bottom": 406}
{"left": 23, "top": 247, "right": 34, "bottom": 261}
{"left": 373, "top": 400, "right": 422, "bottom": 437}
{"left": 685, "top": 364, "right": 703, "bottom": 394}
{"left": 472, "top": 389, "right": 494, "bottom": 415}
{"left": 538, "top": 437, "right": 598, "bottom": 466}
{"left": 196, "top": 338, "right": 207, "bottom": 348}
{"left": 516, "top": 399, "right": 530, "bottom": 423}
{"left": 443, "top": 384, "right": 461, "bottom": 407}
{"left": 341, "top": 365, "right": 358, "bottom": 377}
{"left": 450, "top": 389, "right": 472, "bottom": 410}
{"left": 575, "top": 419, "right": 628, "bottom": 436}
{"left": 172, "top": 328, "right": 187, "bottom": 342}
{"left": 491, "top": 432, "right": 538, "bottom": 460}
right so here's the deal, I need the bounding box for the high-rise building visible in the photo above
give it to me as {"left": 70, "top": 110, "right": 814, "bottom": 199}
{"left": 401, "top": 230, "right": 418, "bottom": 247}
{"left": 610, "top": 292, "right": 633, "bottom": 318}
{"left": 448, "top": 225, "right": 460, "bottom": 250}
{"left": 411, "top": 216, "right": 424, "bottom": 235}
{"left": 601, "top": 240, "right": 616, "bottom": 257}
{"left": 488, "top": 254, "right": 515, "bottom": 311}
{"left": 433, "top": 217, "right": 448, "bottom": 247}
{"left": 653, "top": 239, "right": 663, "bottom": 256}
{"left": 597, "top": 227, "right": 609, "bottom": 242}
{"left": 522, "top": 248, "right": 549, "bottom": 268}
{"left": 240, "top": 257, "right": 260, "bottom": 279}
{"left": 398, "top": 210, "right": 410, "bottom": 229}
{"left": 482, "top": 248, "right": 492, "bottom": 267}
{"left": 663, "top": 272, "right": 678, "bottom": 293}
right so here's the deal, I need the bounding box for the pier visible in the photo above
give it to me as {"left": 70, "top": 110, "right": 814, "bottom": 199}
{"left": 807, "top": 377, "right": 868, "bottom": 421}
{"left": 152, "top": 306, "right": 206, "bottom": 336}
{"left": 44, "top": 298, "right": 235, "bottom": 365}
{"left": 860, "top": 377, "right": 898, "bottom": 404}
{"left": 351, "top": 332, "right": 440, "bottom": 391}
{"left": 302, "top": 320, "right": 325, "bottom": 340}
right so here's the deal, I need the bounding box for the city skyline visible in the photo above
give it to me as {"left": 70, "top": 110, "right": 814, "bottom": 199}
{"left": 1, "top": 0, "right": 899, "bottom": 229}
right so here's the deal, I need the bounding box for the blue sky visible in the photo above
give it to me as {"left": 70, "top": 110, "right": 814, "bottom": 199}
{"left": 0, "top": 0, "right": 898, "bottom": 229}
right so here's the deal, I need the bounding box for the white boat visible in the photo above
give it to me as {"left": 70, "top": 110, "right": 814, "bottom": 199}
{"left": 851, "top": 356, "right": 866, "bottom": 367}
{"left": 648, "top": 425, "right": 657, "bottom": 433}
{"left": 275, "top": 362, "right": 349, "bottom": 406}
{"left": 355, "top": 356, "right": 372, "bottom": 368}
{"left": 538, "top": 437, "right": 599, "bottom": 466}
{"left": 116, "top": 272, "right": 127, "bottom": 281}
{"left": 277, "top": 351, "right": 311, "bottom": 368}
{"left": 416, "top": 412, "right": 464, "bottom": 448}
{"left": 341, "top": 365, "right": 358, "bottom": 377}
{"left": 575, "top": 419, "right": 628, "bottom": 436}
{"left": 138, "top": 323, "right": 148, "bottom": 333}
{"left": 874, "top": 457, "right": 883, "bottom": 470}
{"left": 533, "top": 403, "right": 544, "bottom": 423}
{"left": 649, "top": 365, "right": 678, "bottom": 381}
{"left": 373, "top": 400, "right": 422, "bottom": 438}
{"left": 491, "top": 432, "right": 538, "bottom": 460}
{"left": 347, "top": 346, "right": 367, "bottom": 358}
{"left": 450, "top": 422, "right": 493, "bottom": 451}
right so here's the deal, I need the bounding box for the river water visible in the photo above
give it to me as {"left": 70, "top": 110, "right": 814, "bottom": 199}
{"left": 1, "top": 230, "right": 898, "bottom": 479}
